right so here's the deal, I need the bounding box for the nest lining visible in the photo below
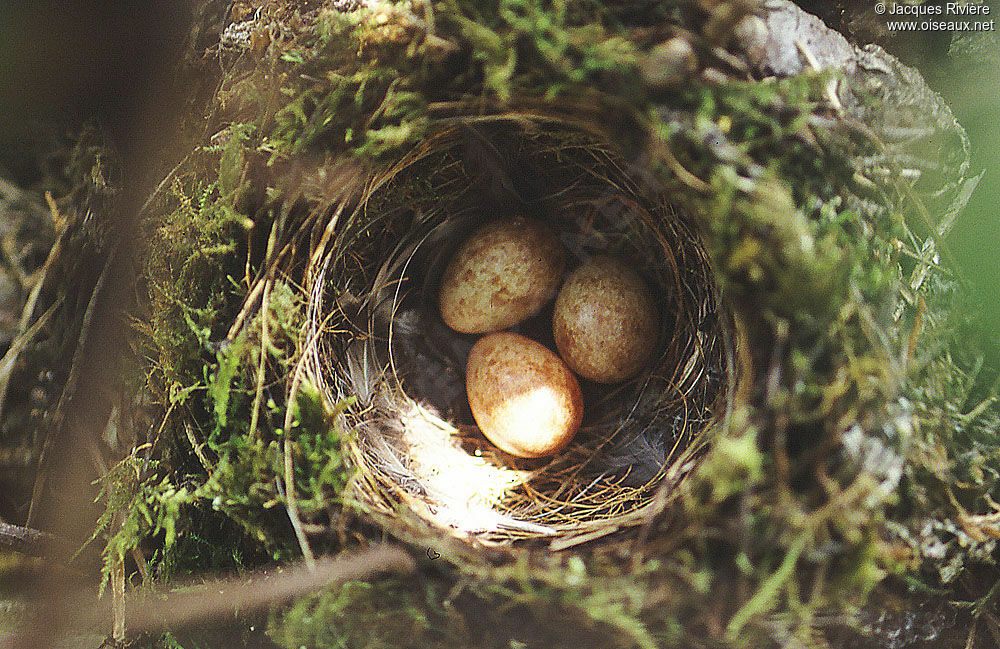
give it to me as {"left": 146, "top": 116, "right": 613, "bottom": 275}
{"left": 302, "top": 114, "right": 729, "bottom": 544}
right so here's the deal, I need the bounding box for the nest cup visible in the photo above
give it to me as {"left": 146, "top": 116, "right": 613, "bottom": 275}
{"left": 303, "top": 115, "right": 729, "bottom": 545}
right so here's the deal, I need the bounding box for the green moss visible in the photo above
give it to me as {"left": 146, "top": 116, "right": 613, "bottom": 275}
{"left": 146, "top": 176, "right": 250, "bottom": 389}
{"left": 154, "top": 503, "right": 270, "bottom": 580}
{"left": 129, "top": 121, "right": 356, "bottom": 577}
{"left": 84, "top": 453, "right": 196, "bottom": 595}
{"left": 268, "top": 579, "right": 465, "bottom": 649}
{"left": 106, "top": 2, "right": 988, "bottom": 647}
{"left": 243, "top": 0, "right": 647, "bottom": 163}
{"left": 268, "top": 571, "right": 658, "bottom": 649}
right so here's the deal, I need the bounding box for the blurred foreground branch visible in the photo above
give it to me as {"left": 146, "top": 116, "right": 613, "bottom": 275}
{"left": 5, "top": 543, "right": 414, "bottom": 646}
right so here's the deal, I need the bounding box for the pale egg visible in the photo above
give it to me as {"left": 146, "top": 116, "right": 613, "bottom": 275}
{"left": 552, "top": 255, "right": 658, "bottom": 383}
{"left": 466, "top": 332, "right": 583, "bottom": 458}
{"left": 438, "top": 217, "right": 565, "bottom": 334}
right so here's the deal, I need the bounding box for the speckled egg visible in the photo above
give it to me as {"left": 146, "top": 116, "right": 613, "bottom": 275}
{"left": 466, "top": 332, "right": 583, "bottom": 458}
{"left": 552, "top": 255, "right": 658, "bottom": 383}
{"left": 438, "top": 217, "right": 565, "bottom": 334}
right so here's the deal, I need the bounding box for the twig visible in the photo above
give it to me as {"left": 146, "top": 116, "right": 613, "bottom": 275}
{"left": 284, "top": 438, "right": 317, "bottom": 571}
{"left": 134, "top": 544, "right": 412, "bottom": 629}
{"left": 0, "top": 195, "right": 72, "bottom": 424}
{"left": 111, "top": 550, "right": 126, "bottom": 642}
{"left": 0, "top": 297, "right": 63, "bottom": 425}
{"left": 140, "top": 401, "right": 176, "bottom": 478}
{"left": 136, "top": 153, "right": 193, "bottom": 219}
{"left": 648, "top": 133, "right": 712, "bottom": 193}
{"left": 248, "top": 276, "right": 271, "bottom": 441}
{"left": 0, "top": 233, "right": 27, "bottom": 297}
{"left": 280, "top": 324, "right": 329, "bottom": 570}
{"left": 225, "top": 236, "right": 295, "bottom": 342}
{"left": 306, "top": 195, "right": 351, "bottom": 290}
{"left": 46, "top": 544, "right": 413, "bottom": 636}
{"left": 130, "top": 545, "right": 149, "bottom": 583}
{"left": 227, "top": 173, "right": 345, "bottom": 343}
{"left": 184, "top": 422, "right": 215, "bottom": 474}
{"left": 0, "top": 521, "right": 67, "bottom": 558}
{"left": 248, "top": 206, "right": 284, "bottom": 443}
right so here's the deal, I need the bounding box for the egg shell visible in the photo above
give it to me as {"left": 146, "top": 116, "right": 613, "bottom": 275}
{"left": 439, "top": 217, "right": 565, "bottom": 334}
{"left": 553, "top": 255, "right": 658, "bottom": 383}
{"left": 466, "top": 332, "right": 583, "bottom": 458}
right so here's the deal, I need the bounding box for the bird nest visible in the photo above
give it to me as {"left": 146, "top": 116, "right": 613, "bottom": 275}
{"left": 298, "top": 113, "right": 731, "bottom": 545}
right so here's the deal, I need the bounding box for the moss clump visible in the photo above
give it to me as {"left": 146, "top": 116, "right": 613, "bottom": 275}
{"left": 144, "top": 177, "right": 250, "bottom": 389}
{"left": 268, "top": 579, "right": 466, "bottom": 649}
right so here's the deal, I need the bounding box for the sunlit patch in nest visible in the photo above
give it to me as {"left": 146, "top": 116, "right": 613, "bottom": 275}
{"left": 303, "top": 114, "right": 732, "bottom": 545}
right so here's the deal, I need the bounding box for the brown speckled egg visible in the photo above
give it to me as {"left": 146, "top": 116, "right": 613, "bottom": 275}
{"left": 439, "top": 217, "right": 565, "bottom": 334}
{"left": 466, "top": 332, "right": 583, "bottom": 458}
{"left": 553, "top": 255, "right": 658, "bottom": 383}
